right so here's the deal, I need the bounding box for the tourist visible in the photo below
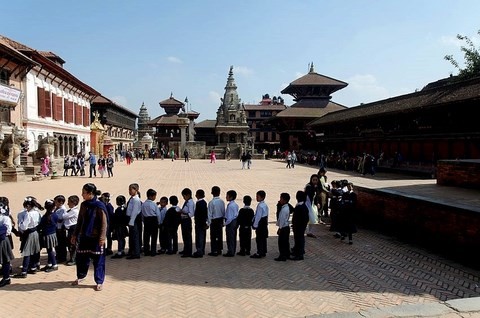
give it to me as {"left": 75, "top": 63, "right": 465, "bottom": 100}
{"left": 184, "top": 149, "right": 190, "bottom": 162}
{"left": 210, "top": 150, "right": 216, "bottom": 163}
{"left": 98, "top": 155, "right": 105, "bottom": 178}
{"left": 41, "top": 156, "right": 50, "bottom": 176}
{"left": 87, "top": 152, "right": 97, "bottom": 178}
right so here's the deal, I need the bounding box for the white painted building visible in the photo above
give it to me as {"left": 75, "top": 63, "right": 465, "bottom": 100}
{"left": 0, "top": 35, "right": 99, "bottom": 157}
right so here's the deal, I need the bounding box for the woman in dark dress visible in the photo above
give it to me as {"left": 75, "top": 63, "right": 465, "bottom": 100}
{"left": 71, "top": 183, "right": 108, "bottom": 291}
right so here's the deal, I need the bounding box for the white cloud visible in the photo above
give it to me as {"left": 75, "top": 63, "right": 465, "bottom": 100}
{"left": 167, "top": 56, "right": 182, "bottom": 64}
{"left": 209, "top": 91, "right": 221, "bottom": 104}
{"left": 110, "top": 96, "right": 128, "bottom": 107}
{"left": 338, "top": 74, "right": 391, "bottom": 106}
{"left": 233, "top": 66, "right": 254, "bottom": 77}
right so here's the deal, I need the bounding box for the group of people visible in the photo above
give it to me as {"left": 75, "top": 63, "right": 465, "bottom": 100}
{"left": 0, "top": 167, "right": 358, "bottom": 291}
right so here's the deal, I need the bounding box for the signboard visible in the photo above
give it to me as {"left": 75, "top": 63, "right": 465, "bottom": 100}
{"left": 0, "top": 83, "right": 21, "bottom": 105}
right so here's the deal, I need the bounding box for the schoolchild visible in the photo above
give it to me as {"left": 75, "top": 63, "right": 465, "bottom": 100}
{"left": 126, "top": 183, "right": 142, "bottom": 259}
{"left": 13, "top": 196, "right": 43, "bottom": 278}
{"left": 290, "top": 191, "right": 309, "bottom": 261}
{"left": 0, "top": 197, "right": 14, "bottom": 287}
{"left": 180, "top": 188, "right": 194, "bottom": 258}
{"left": 164, "top": 196, "right": 181, "bottom": 255}
{"left": 236, "top": 195, "right": 254, "bottom": 256}
{"left": 156, "top": 197, "right": 168, "bottom": 254}
{"left": 207, "top": 186, "right": 225, "bottom": 256}
{"left": 64, "top": 195, "right": 79, "bottom": 266}
{"left": 193, "top": 190, "right": 208, "bottom": 258}
{"left": 339, "top": 182, "right": 357, "bottom": 245}
{"left": 70, "top": 155, "right": 78, "bottom": 176}
{"left": 275, "top": 193, "right": 291, "bottom": 261}
{"left": 111, "top": 195, "right": 128, "bottom": 259}
{"left": 53, "top": 195, "right": 68, "bottom": 263}
{"left": 63, "top": 155, "right": 70, "bottom": 177}
{"left": 106, "top": 154, "right": 114, "bottom": 178}
{"left": 100, "top": 193, "right": 115, "bottom": 256}
{"left": 39, "top": 200, "right": 59, "bottom": 272}
{"left": 142, "top": 189, "right": 160, "bottom": 256}
{"left": 223, "top": 190, "right": 239, "bottom": 257}
{"left": 250, "top": 190, "right": 269, "bottom": 259}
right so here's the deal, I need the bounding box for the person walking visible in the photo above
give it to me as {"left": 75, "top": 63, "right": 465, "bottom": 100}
{"left": 71, "top": 183, "right": 108, "bottom": 291}
{"left": 87, "top": 152, "right": 97, "bottom": 178}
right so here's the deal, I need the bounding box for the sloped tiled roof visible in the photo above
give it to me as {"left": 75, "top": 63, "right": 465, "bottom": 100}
{"left": 194, "top": 119, "right": 216, "bottom": 128}
{"left": 309, "top": 76, "right": 480, "bottom": 127}
{"left": 148, "top": 114, "right": 182, "bottom": 125}
{"left": 281, "top": 71, "right": 348, "bottom": 95}
{"left": 38, "top": 50, "right": 66, "bottom": 64}
{"left": 0, "top": 36, "right": 39, "bottom": 67}
{"left": 275, "top": 101, "right": 347, "bottom": 118}
{"left": 92, "top": 95, "right": 138, "bottom": 117}
{"left": 159, "top": 96, "right": 184, "bottom": 106}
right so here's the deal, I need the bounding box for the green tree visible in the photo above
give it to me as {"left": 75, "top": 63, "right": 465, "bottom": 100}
{"left": 444, "top": 29, "right": 480, "bottom": 79}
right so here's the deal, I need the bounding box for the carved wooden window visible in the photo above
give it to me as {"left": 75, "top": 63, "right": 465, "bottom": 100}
{"left": 74, "top": 103, "right": 82, "bottom": 125}
{"left": 83, "top": 106, "right": 90, "bottom": 127}
{"left": 64, "top": 100, "right": 74, "bottom": 123}
{"left": 52, "top": 93, "right": 63, "bottom": 121}
{"left": 37, "top": 87, "right": 52, "bottom": 118}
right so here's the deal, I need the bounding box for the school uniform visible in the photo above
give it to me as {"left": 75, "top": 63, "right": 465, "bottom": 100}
{"left": 126, "top": 195, "right": 142, "bottom": 258}
{"left": 224, "top": 200, "right": 239, "bottom": 256}
{"left": 207, "top": 196, "right": 225, "bottom": 256}
{"left": 180, "top": 199, "right": 194, "bottom": 257}
{"left": 275, "top": 203, "right": 290, "bottom": 261}
{"left": 193, "top": 199, "right": 208, "bottom": 257}
{"left": 141, "top": 199, "right": 160, "bottom": 256}
{"left": 236, "top": 205, "right": 254, "bottom": 255}
{"left": 63, "top": 206, "right": 79, "bottom": 264}
{"left": 291, "top": 201, "right": 309, "bottom": 260}
{"left": 157, "top": 206, "right": 168, "bottom": 253}
{"left": 105, "top": 202, "right": 114, "bottom": 255}
{"left": 112, "top": 205, "right": 128, "bottom": 257}
{"left": 39, "top": 213, "right": 59, "bottom": 268}
{"left": 251, "top": 200, "right": 269, "bottom": 258}
{"left": 54, "top": 205, "right": 68, "bottom": 263}
{"left": 17, "top": 208, "right": 42, "bottom": 275}
{"left": 164, "top": 205, "right": 181, "bottom": 254}
{"left": 0, "top": 214, "right": 14, "bottom": 285}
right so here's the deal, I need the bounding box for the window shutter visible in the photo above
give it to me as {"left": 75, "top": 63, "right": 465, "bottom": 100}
{"left": 66, "top": 101, "right": 74, "bottom": 123}
{"left": 74, "top": 103, "right": 82, "bottom": 125}
{"left": 45, "top": 91, "right": 52, "bottom": 118}
{"left": 55, "top": 96, "right": 63, "bottom": 121}
{"left": 37, "top": 87, "right": 45, "bottom": 117}
{"left": 83, "top": 107, "right": 90, "bottom": 127}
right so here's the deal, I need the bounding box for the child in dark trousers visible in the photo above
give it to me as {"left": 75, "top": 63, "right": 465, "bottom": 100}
{"left": 193, "top": 190, "right": 208, "bottom": 258}
{"left": 111, "top": 196, "right": 128, "bottom": 259}
{"left": 164, "top": 196, "right": 181, "bottom": 255}
{"left": 275, "top": 193, "right": 291, "bottom": 261}
{"left": 236, "top": 195, "right": 254, "bottom": 256}
{"left": 251, "top": 190, "right": 269, "bottom": 259}
{"left": 157, "top": 197, "right": 169, "bottom": 254}
{"left": 291, "top": 191, "right": 309, "bottom": 261}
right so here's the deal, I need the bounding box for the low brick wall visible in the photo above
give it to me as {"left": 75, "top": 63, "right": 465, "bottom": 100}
{"left": 437, "top": 159, "right": 480, "bottom": 189}
{"left": 355, "top": 186, "right": 480, "bottom": 269}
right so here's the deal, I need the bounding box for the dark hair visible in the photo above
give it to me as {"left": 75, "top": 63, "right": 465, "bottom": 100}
{"left": 195, "top": 189, "right": 205, "bottom": 198}
{"left": 146, "top": 189, "right": 157, "bottom": 198}
{"left": 23, "top": 196, "right": 44, "bottom": 210}
{"left": 296, "top": 190, "right": 306, "bottom": 202}
{"left": 159, "top": 196, "right": 168, "bottom": 203}
{"left": 129, "top": 183, "right": 141, "bottom": 198}
{"left": 68, "top": 195, "right": 80, "bottom": 206}
{"left": 116, "top": 195, "right": 126, "bottom": 206}
{"left": 82, "top": 183, "right": 101, "bottom": 196}
{"left": 256, "top": 190, "right": 266, "bottom": 200}
{"left": 226, "top": 190, "right": 237, "bottom": 200}
{"left": 44, "top": 199, "right": 55, "bottom": 213}
{"left": 169, "top": 195, "right": 179, "bottom": 206}
{"left": 243, "top": 195, "right": 252, "bottom": 206}
{"left": 54, "top": 195, "right": 66, "bottom": 204}
{"left": 181, "top": 188, "right": 192, "bottom": 197}
{"left": 309, "top": 174, "right": 319, "bottom": 184}
{"left": 280, "top": 192, "right": 290, "bottom": 203}
{"left": 318, "top": 167, "right": 326, "bottom": 174}
{"left": 211, "top": 186, "right": 221, "bottom": 196}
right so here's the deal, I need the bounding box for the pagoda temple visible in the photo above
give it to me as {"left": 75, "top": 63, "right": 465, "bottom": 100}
{"left": 269, "top": 63, "right": 348, "bottom": 151}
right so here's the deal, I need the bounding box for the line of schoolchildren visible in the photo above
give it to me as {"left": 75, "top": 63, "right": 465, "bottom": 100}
{"left": 0, "top": 183, "right": 317, "bottom": 288}
{"left": 0, "top": 194, "right": 80, "bottom": 287}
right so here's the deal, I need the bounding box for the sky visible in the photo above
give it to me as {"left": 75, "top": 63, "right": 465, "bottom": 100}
{"left": 2, "top": 1, "right": 480, "bottom": 122}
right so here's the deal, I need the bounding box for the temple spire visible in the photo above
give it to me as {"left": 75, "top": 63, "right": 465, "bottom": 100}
{"left": 309, "top": 62, "right": 315, "bottom": 73}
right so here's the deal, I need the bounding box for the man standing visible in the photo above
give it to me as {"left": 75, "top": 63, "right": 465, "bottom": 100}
{"left": 88, "top": 152, "right": 97, "bottom": 178}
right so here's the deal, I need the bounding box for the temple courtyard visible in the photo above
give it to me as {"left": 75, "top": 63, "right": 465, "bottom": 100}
{"left": 1, "top": 158, "right": 479, "bottom": 317}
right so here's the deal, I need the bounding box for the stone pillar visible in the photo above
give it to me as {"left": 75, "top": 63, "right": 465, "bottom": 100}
{"left": 177, "top": 116, "right": 190, "bottom": 157}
